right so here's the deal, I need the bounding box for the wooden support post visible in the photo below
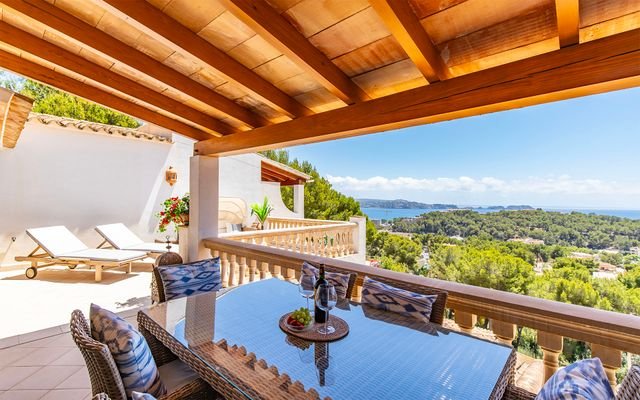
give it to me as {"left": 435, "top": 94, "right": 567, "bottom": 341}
{"left": 591, "top": 343, "right": 622, "bottom": 388}
{"left": 454, "top": 310, "right": 477, "bottom": 334}
{"left": 95, "top": 265, "right": 103, "bottom": 282}
{"left": 538, "top": 331, "right": 563, "bottom": 382}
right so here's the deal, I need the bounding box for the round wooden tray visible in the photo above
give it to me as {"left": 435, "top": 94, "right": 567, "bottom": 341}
{"left": 279, "top": 313, "right": 349, "bottom": 342}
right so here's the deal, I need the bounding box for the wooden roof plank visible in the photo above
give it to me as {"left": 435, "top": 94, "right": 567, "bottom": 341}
{"left": 370, "top": 0, "right": 451, "bottom": 82}
{"left": 0, "top": 0, "right": 268, "bottom": 128}
{"left": 219, "top": 0, "right": 371, "bottom": 105}
{"left": 0, "top": 20, "right": 233, "bottom": 136}
{"left": 101, "top": 0, "right": 313, "bottom": 119}
{"left": 0, "top": 49, "right": 213, "bottom": 141}
{"left": 195, "top": 29, "right": 640, "bottom": 156}
{"left": 555, "top": 0, "right": 580, "bottom": 47}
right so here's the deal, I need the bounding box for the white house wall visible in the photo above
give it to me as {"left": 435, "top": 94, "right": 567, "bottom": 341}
{"left": 217, "top": 154, "right": 301, "bottom": 228}
{"left": 0, "top": 122, "right": 192, "bottom": 267}
{"left": 0, "top": 121, "right": 301, "bottom": 267}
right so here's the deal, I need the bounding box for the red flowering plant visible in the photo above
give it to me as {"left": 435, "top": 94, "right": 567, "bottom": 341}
{"left": 156, "top": 193, "right": 189, "bottom": 233}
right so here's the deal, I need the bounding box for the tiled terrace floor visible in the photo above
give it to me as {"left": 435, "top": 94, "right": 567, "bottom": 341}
{"left": 0, "top": 263, "right": 154, "bottom": 338}
{"left": 0, "top": 310, "right": 138, "bottom": 400}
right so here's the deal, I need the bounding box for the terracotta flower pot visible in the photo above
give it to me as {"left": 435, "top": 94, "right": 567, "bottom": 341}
{"left": 178, "top": 213, "right": 189, "bottom": 226}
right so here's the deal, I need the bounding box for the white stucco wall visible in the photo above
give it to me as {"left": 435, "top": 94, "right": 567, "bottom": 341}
{"left": 0, "top": 121, "right": 193, "bottom": 267}
{"left": 0, "top": 121, "right": 303, "bottom": 267}
{"left": 218, "top": 154, "right": 301, "bottom": 228}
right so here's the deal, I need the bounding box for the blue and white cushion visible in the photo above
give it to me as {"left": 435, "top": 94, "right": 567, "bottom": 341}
{"left": 302, "top": 261, "right": 351, "bottom": 300}
{"left": 536, "top": 358, "right": 614, "bottom": 400}
{"left": 132, "top": 392, "right": 157, "bottom": 400}
{"left": 90, "top": 304, "right": 166, "bottom": 398}
{"left": 361, "top": 276, "right": 437, "bottom": 322}
{"left": 157, "top": 258, "right": 222, "bottom": 301}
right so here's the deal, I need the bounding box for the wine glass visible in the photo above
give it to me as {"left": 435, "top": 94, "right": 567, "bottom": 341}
{"left": 315, "top": 283, "right": 337, "bottom": 335}
{"left": 299, "top": 274, "right": 316, "bottom": 312}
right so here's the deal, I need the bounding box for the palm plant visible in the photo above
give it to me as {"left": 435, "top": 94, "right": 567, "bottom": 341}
{"left": 251, "top": 196, "right": 274, "bottom": 230}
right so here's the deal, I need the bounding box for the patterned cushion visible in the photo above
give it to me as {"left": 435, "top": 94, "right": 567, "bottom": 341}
{"left": 302, "top": 261, "right": 351, "bottom": 300}
{"left": 132, "top": 392, "right": 157, "bottom": 400}
{"left": 536, "top": 358, "right": 614, "bottom": 400}
{"left": 156, "top": 258, "right": 222, "bottom": 301}
{"left": 361, "top": 276, "right": 437, "bottom": 322}
{"left": 89, "top": 304, "right": 166, "bottom": 398}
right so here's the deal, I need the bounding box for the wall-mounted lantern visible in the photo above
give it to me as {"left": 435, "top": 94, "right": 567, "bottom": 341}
{"left": 165, "top": 166, "right": 177, "bottom": 186}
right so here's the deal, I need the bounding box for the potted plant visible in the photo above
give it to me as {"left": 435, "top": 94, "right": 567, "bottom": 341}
{"left": 157, "top": 193, "right": 190, "bottom": 233}
{"left": 251, "top": 196, "right": 274, "bottom": 230}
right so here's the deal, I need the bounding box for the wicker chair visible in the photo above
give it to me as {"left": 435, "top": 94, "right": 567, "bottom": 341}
{"left": 361, "top": 275, "right": 448, "bottom": 325}
{"left": 502, "top": 363, "right": 640, "bottom": 400}
{"left": 70, "top": 310, "right": 215, "bottom": 400}
{"left": 617, "top": 364, "right": 640, "bottom": 400}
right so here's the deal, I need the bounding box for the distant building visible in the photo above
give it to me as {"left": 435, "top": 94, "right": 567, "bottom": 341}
{"left": 508, "top": 237, "right": 545, "bottom": 245}
{"left": 570, "top": 252, "right": 595, "bottom": 259}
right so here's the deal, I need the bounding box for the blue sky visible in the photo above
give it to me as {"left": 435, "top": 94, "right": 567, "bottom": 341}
{"left": 285, "top": 87, "right": 640, "bottom": 209}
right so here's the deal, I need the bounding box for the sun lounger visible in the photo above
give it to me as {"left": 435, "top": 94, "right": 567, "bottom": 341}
{"left": 15, "top": 226, "right": 147, "bottom": 282}
{"left": 95, "top": 223, "right": 179, "bottom": 254}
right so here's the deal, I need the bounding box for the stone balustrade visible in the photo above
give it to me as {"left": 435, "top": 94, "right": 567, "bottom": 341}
{"left": 204, "top": 237, "right": 640, "bottom": 391}
{"left": 221, "top": 218, "right": 359, "bottom": 259}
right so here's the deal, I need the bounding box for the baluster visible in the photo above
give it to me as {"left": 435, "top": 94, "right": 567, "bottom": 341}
{"left": 538, "top": 331, "right": 563, "bottom": 382}
{"left": 591, "top": 344, "right": 622, "bottom": 388}
{"left": 238, "top": 256, "right": 247, "bottom": 285}
{"left": 229, "top": 254, "right": 238, "bottom": 287}
{"left": 491, "top": 320, "right": 516, "bottom": 346}
{"left": 212, "top": 250, "right": 220, "bottom": 259}
{"left": 287, "top": 234, "right": 294, "bottom": 252}
{"left": 260, "top": 261, "right": 269, "bottom": 280}
{"left": 220, "top": 252, "right": 230, "bottom": 288}
{"left": 304, "top": 233, "right": 310, "bottom": 254}
{"left": 273, "top": 264, "right": 283, "bottom": 279}
{"left": 311, "top": 232, "right": 318, "bottom": 255}
{"left": 454, "top": 310, "right": 476, "bottom": 334}
{"left": 285, "top": 265, "right": 296, "bottom": 282}
{"left": 249, "top": 259, "right": 257, "bottom": 282}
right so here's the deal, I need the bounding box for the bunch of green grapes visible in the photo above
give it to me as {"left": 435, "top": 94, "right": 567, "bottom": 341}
{"left": 290, "top": 307, "right": 312, "bottom": 326}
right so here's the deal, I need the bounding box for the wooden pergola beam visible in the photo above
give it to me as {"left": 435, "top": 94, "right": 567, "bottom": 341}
{"left": 0, "top": 21, "right": 233, "bottom": 136}
{"left": 555, "top": 0, "right": 580, "bottom": 47}
{"left": 0, "top": 50, "right": 213, "bottom": 141}
{"left": 370, "top": 0, "right": 451, "bottom": 82}
{"left": 102, "top": 0, "right": 313, "bottom": 119}
{"left": 1, "top": 0, "right": 268, "bottom": 128}
{"left": 195, "top": 30, "right": 640, "bottom": 156}
{"left": 219, "top": 0, "right": 371, "bottom": 105}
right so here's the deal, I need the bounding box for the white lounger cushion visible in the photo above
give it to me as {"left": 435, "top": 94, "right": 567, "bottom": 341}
{"left": 26, "top": 226, "right": 145, "bottom": 261}
{"left": 26, "top": 226, "right": 88, "bottom": 258}
{"left": 60, "top": 248, "right": 146, "bottom": 262}
{"left": 95, "top": 223, "right": 144, "bottom": 249}
{"left": 96, "top": 223, "right": 177, "bottom": 253}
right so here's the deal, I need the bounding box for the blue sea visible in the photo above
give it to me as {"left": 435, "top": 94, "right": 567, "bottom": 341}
{"left": 361, "top": 207, "right": 640, "bottom": 221}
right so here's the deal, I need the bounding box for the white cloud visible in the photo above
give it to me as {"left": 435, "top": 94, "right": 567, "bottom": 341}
{"left": 326, "top": 175, "right": 640, "bottom": 196}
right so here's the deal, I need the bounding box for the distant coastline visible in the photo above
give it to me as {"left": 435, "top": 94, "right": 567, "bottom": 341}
{"left": 358, "top": 200, "right": 640, "bottom": 221}
{"left": 358, "top": 198, "right": 534, "bottom": 211}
